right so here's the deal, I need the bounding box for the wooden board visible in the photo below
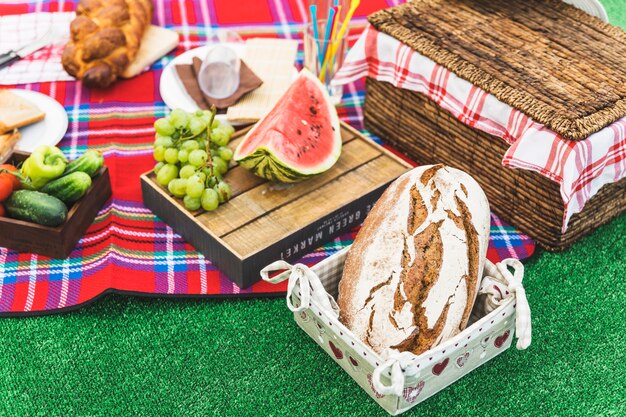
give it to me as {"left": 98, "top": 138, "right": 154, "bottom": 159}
{"left": 141, "top": 122, "right": 412, "bottom": 288}
{"left": 0, "top": 151, "right": 112, "bottom": 258}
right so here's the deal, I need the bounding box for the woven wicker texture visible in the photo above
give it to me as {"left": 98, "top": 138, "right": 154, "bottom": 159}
{"left": 368, "top": 0, "right": 626, "bottom": 141}
{"left": 364, "top": 78, "right": 626, "bottom": 251}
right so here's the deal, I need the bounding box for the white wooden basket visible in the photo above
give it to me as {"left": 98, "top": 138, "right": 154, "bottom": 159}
{"left": 262, "top": 246, "right": 532, "bottom": 415}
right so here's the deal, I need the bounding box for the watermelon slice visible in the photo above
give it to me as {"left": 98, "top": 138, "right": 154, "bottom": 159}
{"left": 233, "top": 69, "right": 342, "bottom": 183}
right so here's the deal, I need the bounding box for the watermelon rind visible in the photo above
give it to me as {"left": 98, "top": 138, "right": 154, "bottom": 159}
{"left": 233, "top": 69, "right": 342, "bottom": 183}
{"left": 237, "top": 149, "right": 316, "bottom": 183}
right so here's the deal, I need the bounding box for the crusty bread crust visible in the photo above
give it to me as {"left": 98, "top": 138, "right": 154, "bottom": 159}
{"left": 62, "top": 0, "right": 153, "bottom": 88}
{"left": 338, "top": 165, "right": 490, "bottom": 356}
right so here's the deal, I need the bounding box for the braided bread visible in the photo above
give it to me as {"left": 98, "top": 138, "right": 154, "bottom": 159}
{"left": 62, "top": 0, "right": 153, "bottom": 88}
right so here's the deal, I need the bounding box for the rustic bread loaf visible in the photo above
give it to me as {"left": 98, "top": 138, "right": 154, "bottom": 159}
{"left": 62, "top": 0, "right": 153, "bottom": 88}
{"left": 338, "top": 165, "right": 490, "bottom": 356}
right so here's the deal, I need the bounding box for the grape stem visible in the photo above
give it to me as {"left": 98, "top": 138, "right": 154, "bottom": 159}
{"left": 203, "top": 105, "right": 217, "bottom": 181}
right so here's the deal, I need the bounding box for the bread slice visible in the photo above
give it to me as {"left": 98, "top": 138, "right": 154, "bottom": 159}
{"left": 0, "top": 129, "right": 21, "bottom": 163}
{"left": 0, "top": 91, "right": 45, "bottom": 135}
{"left": 121, "top": 25, "right": 180, "bottom": 79}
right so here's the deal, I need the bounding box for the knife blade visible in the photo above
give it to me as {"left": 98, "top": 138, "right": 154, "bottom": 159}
{"left": 0, "top": 30, "right": 54, "bottom": 70}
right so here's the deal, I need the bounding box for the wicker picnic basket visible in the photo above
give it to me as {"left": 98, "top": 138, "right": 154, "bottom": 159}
{"left": 362, "top": 0, "right": 626, "bottom": 251}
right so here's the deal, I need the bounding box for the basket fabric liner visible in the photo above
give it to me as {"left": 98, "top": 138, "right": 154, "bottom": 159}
{"left": 367, "top": 0, "right": 626, "bottom": 141}
{"left": 262, "top": 246, "right": 531, "bottom": 414}
{"left": 335, "top": 25, "right": 626, "bottom": 232}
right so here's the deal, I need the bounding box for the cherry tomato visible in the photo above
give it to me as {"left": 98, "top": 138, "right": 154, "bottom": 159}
{"left": 0, "top": 177, "right": 12, "bottom": 202}
{"left": 0, "top": 164, "right": 18, "bottom": 201}
{"left": 0, "top": 164, "right": 20, "bottom": 190}
{"left": 0, "top": 204, "right": 4, "bottom": 217}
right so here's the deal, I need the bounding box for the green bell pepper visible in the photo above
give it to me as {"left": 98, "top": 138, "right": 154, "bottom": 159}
{"left": 21, "top": 145, "right": 68, "bottom": 189}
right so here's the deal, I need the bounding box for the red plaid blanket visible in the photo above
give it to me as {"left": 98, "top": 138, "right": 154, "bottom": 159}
{"left": 0, "top": 0, "right": 535, "bottom": 316}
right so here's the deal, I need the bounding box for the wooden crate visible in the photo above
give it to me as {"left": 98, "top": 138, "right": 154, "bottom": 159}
{"left": 0, "top": 151, "right": 112, "bottom": 258}
{"left": 141, "top": 122, "right": 412, "bottom": 288}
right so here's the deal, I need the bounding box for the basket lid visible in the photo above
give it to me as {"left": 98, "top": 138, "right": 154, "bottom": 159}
{"left": 368, "top": 0, "right": 626, "bottom": 141}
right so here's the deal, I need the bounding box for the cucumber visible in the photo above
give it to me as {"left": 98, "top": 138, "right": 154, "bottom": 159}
{"left": 5, "top": 190, "right": 67, "bottom": 227}
{"left": 64, "top": 150, "right": 104, "bottom": 178}
{"left": 40, "top": 172, "right": 92, "bottom": 204}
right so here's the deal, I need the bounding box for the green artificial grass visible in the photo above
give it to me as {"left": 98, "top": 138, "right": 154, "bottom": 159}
{"left": 1, "top": 2, "right": 625, "bottom": 416}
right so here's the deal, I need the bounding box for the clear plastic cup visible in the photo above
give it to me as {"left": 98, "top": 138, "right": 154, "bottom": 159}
{"left": 303, "top": 20, "right": 348, "bottom": 105}
{"left": 197, "top": 44, "right": 241, "bottom": 99}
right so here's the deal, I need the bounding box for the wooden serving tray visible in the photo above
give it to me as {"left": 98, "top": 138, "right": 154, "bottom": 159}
{"left": 141, "top": 122, "right": 412, "bottom": 288}
{"left": 0, "top": 151, "right": 112, "bottom": 258}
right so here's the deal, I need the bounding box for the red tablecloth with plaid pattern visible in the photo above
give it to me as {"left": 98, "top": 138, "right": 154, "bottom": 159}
{"left": 0, "top": 0, "right": 535, "bottom": 316}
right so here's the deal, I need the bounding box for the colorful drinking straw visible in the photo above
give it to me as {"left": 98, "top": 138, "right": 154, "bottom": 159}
{"left": 309, "top": 4, "right": 324, "bottom": 68}
{"left": 319, "top": 0, "right": 360, "bottom": 81}
{"left": 323, "top": 4, "right": 342, "bottom": 83}
{"left": 320, "top": 5, "right": 336, "bottom": 67}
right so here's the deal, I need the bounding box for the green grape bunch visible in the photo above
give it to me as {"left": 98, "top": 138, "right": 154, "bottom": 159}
{"left": 152, "top": 107, "right": 235, "bottom": 212}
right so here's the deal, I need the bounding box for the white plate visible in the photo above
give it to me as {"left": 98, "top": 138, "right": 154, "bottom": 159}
{"left": 11, "top": 89, "right": 68, "bottom": 153}
{"left": 160, "top": 43, "right": 246, "bottom": 125}
{"left": 160, "top": 43, "right": 297, "bottom": 126}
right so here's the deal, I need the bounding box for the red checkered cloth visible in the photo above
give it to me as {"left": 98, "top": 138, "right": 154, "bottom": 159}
{"left": 0, "top": 12, "right": 75, "bottom": 85}
{"left": 0, "top": 1, "right": 534, "bottom": 316}
{"left": 335, "top": 25, "right": 626, "bottom": 232}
